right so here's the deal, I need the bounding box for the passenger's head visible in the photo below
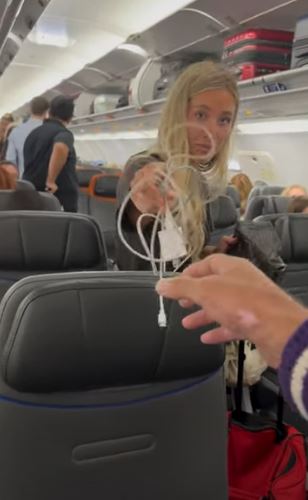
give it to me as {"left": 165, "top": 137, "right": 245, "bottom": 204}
{"left": 230, "top": 173, "right": 253, "bottom": 214}
{"left": 157, "top": 61, "right": 238, "bottom": 167}
{"left": 30, "top": 96, "right": 49, "bottom": 119}
{"left": 281, "top": 184, "right": 308, "bottom": 198}
{"left": 0, "top": 163, "right": 17, "bottom": 189}
{"left": 49, "top": 96, "right": 75, "bottom": 124}
{"left": 151, "top": 61, "right": 239, "bottom": 260}
{"left": 0, "top": 113, "right": 14, "bottom": 139}
{"left": 288, "top": 196, "right": 308, "bottom": 214}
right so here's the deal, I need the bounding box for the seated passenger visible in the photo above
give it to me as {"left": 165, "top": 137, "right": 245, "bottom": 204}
{"left": 230, "top": 173, "right": 253, "bottom": 215}
{"left": 116, "top": 61, "right": 239, "bottom": 270}
{"left": 281, "top": 184, "right": 308, "bottom": 197}
{"left": 288, "top": 196, "right": 308, "bottom": 214}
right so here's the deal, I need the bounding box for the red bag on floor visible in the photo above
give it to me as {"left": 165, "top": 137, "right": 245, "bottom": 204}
{"left": 228, "top": 342, "right": 307, "bottom": 499}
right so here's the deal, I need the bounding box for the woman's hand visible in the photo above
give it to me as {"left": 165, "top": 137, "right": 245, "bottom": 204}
{"left": 130, "top": 163, "right": 175, "bottom": 215}
{"left": 156, "top": 254, "right": 308, "bottom": 368}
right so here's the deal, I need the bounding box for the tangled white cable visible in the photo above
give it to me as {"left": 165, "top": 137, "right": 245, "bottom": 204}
{"left": 117, "top": 122, "right": 216, "bottom": 327}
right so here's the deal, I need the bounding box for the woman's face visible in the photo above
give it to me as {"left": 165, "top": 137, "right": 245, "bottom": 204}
{"left": 186, "top": 89, "right": 236, "bottom": 161}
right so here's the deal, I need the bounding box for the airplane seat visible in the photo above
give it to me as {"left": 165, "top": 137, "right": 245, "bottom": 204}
{"left": 244, "top": 195, "right": 289, "bottom": 220}
{"left": 88, "top": 172, "right": 122, "bottom": 201}
{"left": 0, "top": 211, "right": 107, "bottom": 300}
{"left": 259, "top": 185, "right": 284, "bottom": 196}
{"left": 226, "top": 185, "right": 240, "bottom": 214}
{"left": 0, "top": 190, "right": 61, "bottom": 211}
{"left": 208, "top": 195, "right": 238, "bottom": 245}
{"left": 16, "top": 179, "right": 35, "bottom": 191}
{"left": 248, "top": 185, "right": 284, "bottom": 201}
{"left": 76, "top": 168, "right": 104, "bottom": 192}
{"left": 274, "top": 213, "right": 308, "bottom": 304}
{"left": 0, "top": 272, "right": 227, "bottom": 500}
{"left": 87, "top": 197, "right": 117, "bottom": 261}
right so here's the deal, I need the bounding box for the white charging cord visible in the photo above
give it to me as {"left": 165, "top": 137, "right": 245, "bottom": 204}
{"left": 117, "top": 126, "right": 216, "bottom": 328}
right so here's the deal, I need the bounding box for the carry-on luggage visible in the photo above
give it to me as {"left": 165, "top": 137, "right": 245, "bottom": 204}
{"left": 223, "top": 29, "right": 294, "bottom": 80}
{"left": 228, "top": 341, "right": 307, "bottom": 499}
{"left": 291, "top": 15, "right": 308, "bottom": 68}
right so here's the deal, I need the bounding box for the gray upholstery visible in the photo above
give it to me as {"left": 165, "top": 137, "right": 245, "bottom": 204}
{"left": 245, "top": 195, "right": 289, "bottom": 221}
{"left": 0, "top": 272, "right": 227, "bottom": 500}
{"left": 94, "top": 175, "right": 120, "bottom": 197}
{"left": 256, "top": 214, "right": 308, "bottom": 306}
{"left": 78, "top": 194, "right": 117, "bottom": 261}
{"left": 209, "top": 195, "right": 238, "bottom": 244}
{"left": 226, "top": 185, "right": 240, "bottom": 211}
{"left": 274, "top": 214, "right": 308, "bottom": 305}
{"left": 0, "top": 212, "right": 107, "bottom": 299}
{"left": 0, "top": 190, "right": 61, "bottom": 211}
{"left": 16, "top": 179, "right": 35, "bottom": 191}
{"left": 248, "top": 185, "right": 284, "bottom": 201}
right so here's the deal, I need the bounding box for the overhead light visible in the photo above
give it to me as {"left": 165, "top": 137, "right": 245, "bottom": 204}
{"left": 0, "top": 0, "right": 193, "bottom": 115}
{"left": 117, "top": 43, "right": 148, "bottom": 58}
{"left": 28, "top": 25, "right": 76, "bottom": 48}
{"left": 237, "top": 119, "right": 308, "bottom": 134}
{"left": 74, "top": 129, "right": 157, "bottom": 141}
{"left": 228, "top": 159, "right": 241, "bottom": 171}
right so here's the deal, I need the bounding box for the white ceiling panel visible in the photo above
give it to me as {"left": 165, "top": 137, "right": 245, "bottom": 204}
{"left": 0, "top": 0, "right": 194, "bottom": 114}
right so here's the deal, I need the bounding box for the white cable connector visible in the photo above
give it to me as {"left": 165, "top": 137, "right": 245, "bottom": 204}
{"left": 158, "top": 295, "right": 167, "bottom": 328}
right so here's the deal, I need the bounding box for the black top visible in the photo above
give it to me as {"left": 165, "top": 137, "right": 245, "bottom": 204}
{"left": 115, "top": 153, "right": 212, "bottom": 271}
{"left": 23, "top": 118, "right": 78, "bottom": 198}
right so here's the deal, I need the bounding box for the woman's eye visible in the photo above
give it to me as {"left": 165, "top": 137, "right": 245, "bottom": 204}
{"left": 195, "top": 111, "right": 206, "bottom": 120}
{"left": 220, "top": 116, "right": 232, "bottom": 125}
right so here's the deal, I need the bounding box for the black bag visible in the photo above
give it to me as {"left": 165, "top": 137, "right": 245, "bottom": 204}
{"left": 228, "top": 220, "right": 286, "bottom": 282}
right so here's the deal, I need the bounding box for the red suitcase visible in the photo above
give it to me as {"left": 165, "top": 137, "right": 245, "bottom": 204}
{"left": 224, "top": 28, "right": 294, "bottom": 49}
{"left": 223, "top": 29, "right": 294, "bottom": 80}
{"left": 233, "top": 62, "right": 290, "bottom": 80}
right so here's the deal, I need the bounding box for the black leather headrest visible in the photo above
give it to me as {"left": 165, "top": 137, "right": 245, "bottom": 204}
{"left": 0, "top": 272, "right": 224, "bottom": 392}
{"left": 209, "top": 195, "right": 238, "bottom": 229}
{"left": 0, "top": 212, "right": 106, "bottom": 270}
{"left": 275, "top": 214, "right": 308, "bottom": 262}
{"left": 94, "top": 175, "right": 120, "bottom": 197}
{"left": 245, "top": 195, "right": 289, "bottom": 220}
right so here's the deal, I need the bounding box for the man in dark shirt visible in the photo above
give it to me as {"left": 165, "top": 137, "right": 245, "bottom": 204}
{"left": 23, "top": 95, "right": 78, "bottom": 212}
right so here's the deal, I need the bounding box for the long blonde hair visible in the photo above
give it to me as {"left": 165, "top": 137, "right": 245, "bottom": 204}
{"left": 149, "top": 60, "right": 239, "bottom": 259}
{"left": 230, "top": 173, "right": 253, "bottom": 214}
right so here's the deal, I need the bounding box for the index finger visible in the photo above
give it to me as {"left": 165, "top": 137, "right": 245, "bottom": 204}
{"left": 182, "top": 254, "right": 242, "bottom": 279}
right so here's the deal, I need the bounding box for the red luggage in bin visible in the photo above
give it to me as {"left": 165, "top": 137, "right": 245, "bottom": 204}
{"left": 223, "top": 29, "right": 294, "bottom": 80}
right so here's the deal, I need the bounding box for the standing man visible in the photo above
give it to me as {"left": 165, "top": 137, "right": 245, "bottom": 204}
{"left": 6, "top": 97, "right": 49, "bottom": 177}
{"left": 23, "top": 95, "right": 78, "bottom": 212}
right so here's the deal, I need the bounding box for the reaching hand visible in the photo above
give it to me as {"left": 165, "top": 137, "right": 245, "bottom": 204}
{"left": 156, "top": 254, "right": 308, "bottom": 368}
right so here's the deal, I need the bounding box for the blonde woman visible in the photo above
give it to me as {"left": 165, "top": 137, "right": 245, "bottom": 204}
{"left": 230, "top": 173, "right": 253, "bottom": 215}
{"left": 281, "top": 184, "right": 308, "bottom": 198}
{"left": 116, "top": 61, "right": 239, "bottom": 270}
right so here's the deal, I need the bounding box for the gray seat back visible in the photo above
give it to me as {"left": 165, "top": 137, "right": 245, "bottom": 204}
{"left": 208, "top": 195, "right": 238, "bottom": 244}
{"left": 226, "top": 185, "right": 240, "bottom": 213}
{"left": 0, "top": 211, "right": 107, "bottom": 299}
{"left": 275, "top": 214, "right": 308, "bottom": 305}
{"left": 248, "top": 185, "right": 284, "bottom": 201}
{"left": 0, "top": 190, "right": 61, "bottom": 211}
{"left": 245, "top": 195, "right": 289, "bottom": 220}
{"left": 0, "top": 272, "right": 227, "bottom": 500}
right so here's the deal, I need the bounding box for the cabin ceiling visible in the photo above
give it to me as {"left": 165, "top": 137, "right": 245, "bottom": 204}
{"left": 0, "top": 0, "right": 307, "bottom": 117}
